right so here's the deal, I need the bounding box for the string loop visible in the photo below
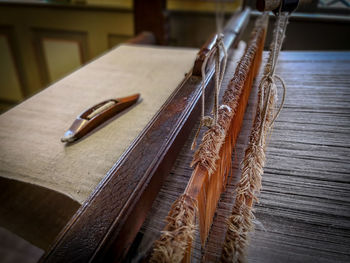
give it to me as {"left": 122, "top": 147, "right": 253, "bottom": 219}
{"left": 191, "top": 34, "right": 227, "bottom": 150}
{"left": 257, "top": 12, "right": 289, "bottom": 146}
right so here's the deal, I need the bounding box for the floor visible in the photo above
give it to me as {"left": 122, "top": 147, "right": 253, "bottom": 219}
{"left": 0, "top": 227, "right": 43, "bottom": 263}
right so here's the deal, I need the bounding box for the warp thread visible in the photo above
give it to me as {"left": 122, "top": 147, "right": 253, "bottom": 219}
{"left": 221, "top": 12, "right": 290, "bottom": 263}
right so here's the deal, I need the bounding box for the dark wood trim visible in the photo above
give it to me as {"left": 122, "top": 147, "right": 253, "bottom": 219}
{"left": 41, "top": 8, "right": 251, "bottom": 263}
{"left": 250, "top": 10, "right": 350, "bottom": 23}
{"left": 0, "top": 1, "right": 132, "bottom": 12}
{"left": 32, "top": 28, "right": 89, "bottom": 87}
{"left": 133, "top": 0, "right": 168, "bottom": 45}
{"left": 108, "top": 34, "right": 133, "bottom": 49}
{"left": 0, "top": 25, "right": 29, "bottom": 98}
{"left": 0, "top": 98, "right": 19, "bottom": 114}
{"left": 126, "top": 32, "right": 157, "bottom": 45}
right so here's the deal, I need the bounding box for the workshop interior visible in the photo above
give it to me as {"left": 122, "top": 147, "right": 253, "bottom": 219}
{"left": 0, "top": 0, "right": 349, "bottom": 263}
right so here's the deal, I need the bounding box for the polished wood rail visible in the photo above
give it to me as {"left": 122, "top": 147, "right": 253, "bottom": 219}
{"left": 41, "top": 8, "right": 251, "bottom": 263}
{"left": 135, "top": 51, "right": 350, "bottom": 262}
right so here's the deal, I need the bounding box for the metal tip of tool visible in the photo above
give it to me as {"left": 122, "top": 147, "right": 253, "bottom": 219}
{"left": 61, "top": 130, "right": 76, "bottom": 143}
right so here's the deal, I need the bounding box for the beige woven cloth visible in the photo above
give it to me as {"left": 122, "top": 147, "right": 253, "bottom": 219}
{"left": 0, "top": 44, "right": 198, "bottom": 204}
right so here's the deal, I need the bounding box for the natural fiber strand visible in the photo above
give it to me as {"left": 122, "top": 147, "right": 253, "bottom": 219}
{"left": 220, "top": 13, "right": 289, "bottom": 263}
{"left": 191, "top": 13, "right": 269, "bottom": 175}
{"left": 191, "top": 34, "right": 227, "bottom": 150}
{"left": 150, "top": 13, "right": 269, "bottom": 263}
{"left": 190, "top": 13, "right": 268, "bottom": 246}
{"left": 150, "top": 194, "right": 198, "bottom": 263}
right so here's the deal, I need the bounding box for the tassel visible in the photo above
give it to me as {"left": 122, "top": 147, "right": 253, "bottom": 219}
{"left": 150, "top": 13, "right": 269, "bottom": 263}
{"left": 150, "top": 194, "right": 197, "bottom": 263}
{"left": 221, "top": 12, "right": 290, "bottom": 263}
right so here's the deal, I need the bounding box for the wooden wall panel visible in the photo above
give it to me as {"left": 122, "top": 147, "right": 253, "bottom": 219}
{"left": 43, "top": 39, "right": 82, "bottom": 83}
{"left": 167, "top": 0, "right": 242, "bottom": 12}
{"left": 32, "top": 29, "right": 88, "bottom": 86}
{"left": 0, "top": 35, "right": 22, "bottom": 101}
{"left": 0, "top": 5, "right": 134, "bottom": 96}
{"left": 108, "top": 34, "right": 132, "bottom": 49}
{"left": 0, "top": 26, "right": 26, "bottom": 104}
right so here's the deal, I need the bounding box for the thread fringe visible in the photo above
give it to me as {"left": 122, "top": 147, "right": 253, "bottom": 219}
{"left": 150, "top": 195, "right": 198, "bottom": 263}
{"left": 220, "top": 12, "right": 289, "bottom": 263}
{"left": 150, "top": 13, "right": 269, "bottom": 263}
{"left": 191, "top": 13, "right": 269, "bottom": 180}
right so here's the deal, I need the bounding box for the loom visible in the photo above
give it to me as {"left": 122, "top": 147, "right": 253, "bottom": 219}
{"left": 0, "top": 1, "right": 349, "bottom": 263}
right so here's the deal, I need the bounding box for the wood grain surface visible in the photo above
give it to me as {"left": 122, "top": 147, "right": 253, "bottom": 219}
{"left": 41, "top": 11, "right": 250, "bottom": 262}
{"left": 133, "top": 51, "right": 350, "bottom": 262}
{"left": 248, "top": 51, "right": 350, "bottom": 263}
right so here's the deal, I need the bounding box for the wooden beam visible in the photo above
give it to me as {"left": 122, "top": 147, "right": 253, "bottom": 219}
{"left": 41, "top": 9, "right": 251, "bottom": 263}
{"left": 133, "top": 0, "right": 168, "bottom": 45}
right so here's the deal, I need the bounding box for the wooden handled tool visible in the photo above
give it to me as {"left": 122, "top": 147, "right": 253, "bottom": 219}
{"left": 61, "top": 94, "right": 140, "bottom": 143}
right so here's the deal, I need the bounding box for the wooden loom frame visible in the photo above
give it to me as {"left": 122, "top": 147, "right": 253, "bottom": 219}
{"left": 41, "top": 8, "right": 251, "bottom": 263}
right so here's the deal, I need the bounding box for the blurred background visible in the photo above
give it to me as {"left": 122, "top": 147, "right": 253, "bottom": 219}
{"left": 0, "top": 0, "right": 349, "bottom": 113}
{"left": 0, "top": 1, "right": 349, "bottom": 262}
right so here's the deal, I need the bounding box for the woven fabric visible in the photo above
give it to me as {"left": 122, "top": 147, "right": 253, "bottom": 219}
{"left": 0, "top": 44, "right": 198, "bottom": 204}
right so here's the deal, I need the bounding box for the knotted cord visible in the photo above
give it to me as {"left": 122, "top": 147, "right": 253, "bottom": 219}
{"left": 149, "top": 13, "right": 269, "bottom": 263}
{"left": 257, "top": 10, "right": 288, "bottom": 145}
{"left": 191, "top": 34, "right": 228, "bottom": 150}
{"left": 190, "top": 0, "right": 228, "bottom": 150}
{"left": 221, "top": 11, "right": 290, "bottom": 263}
